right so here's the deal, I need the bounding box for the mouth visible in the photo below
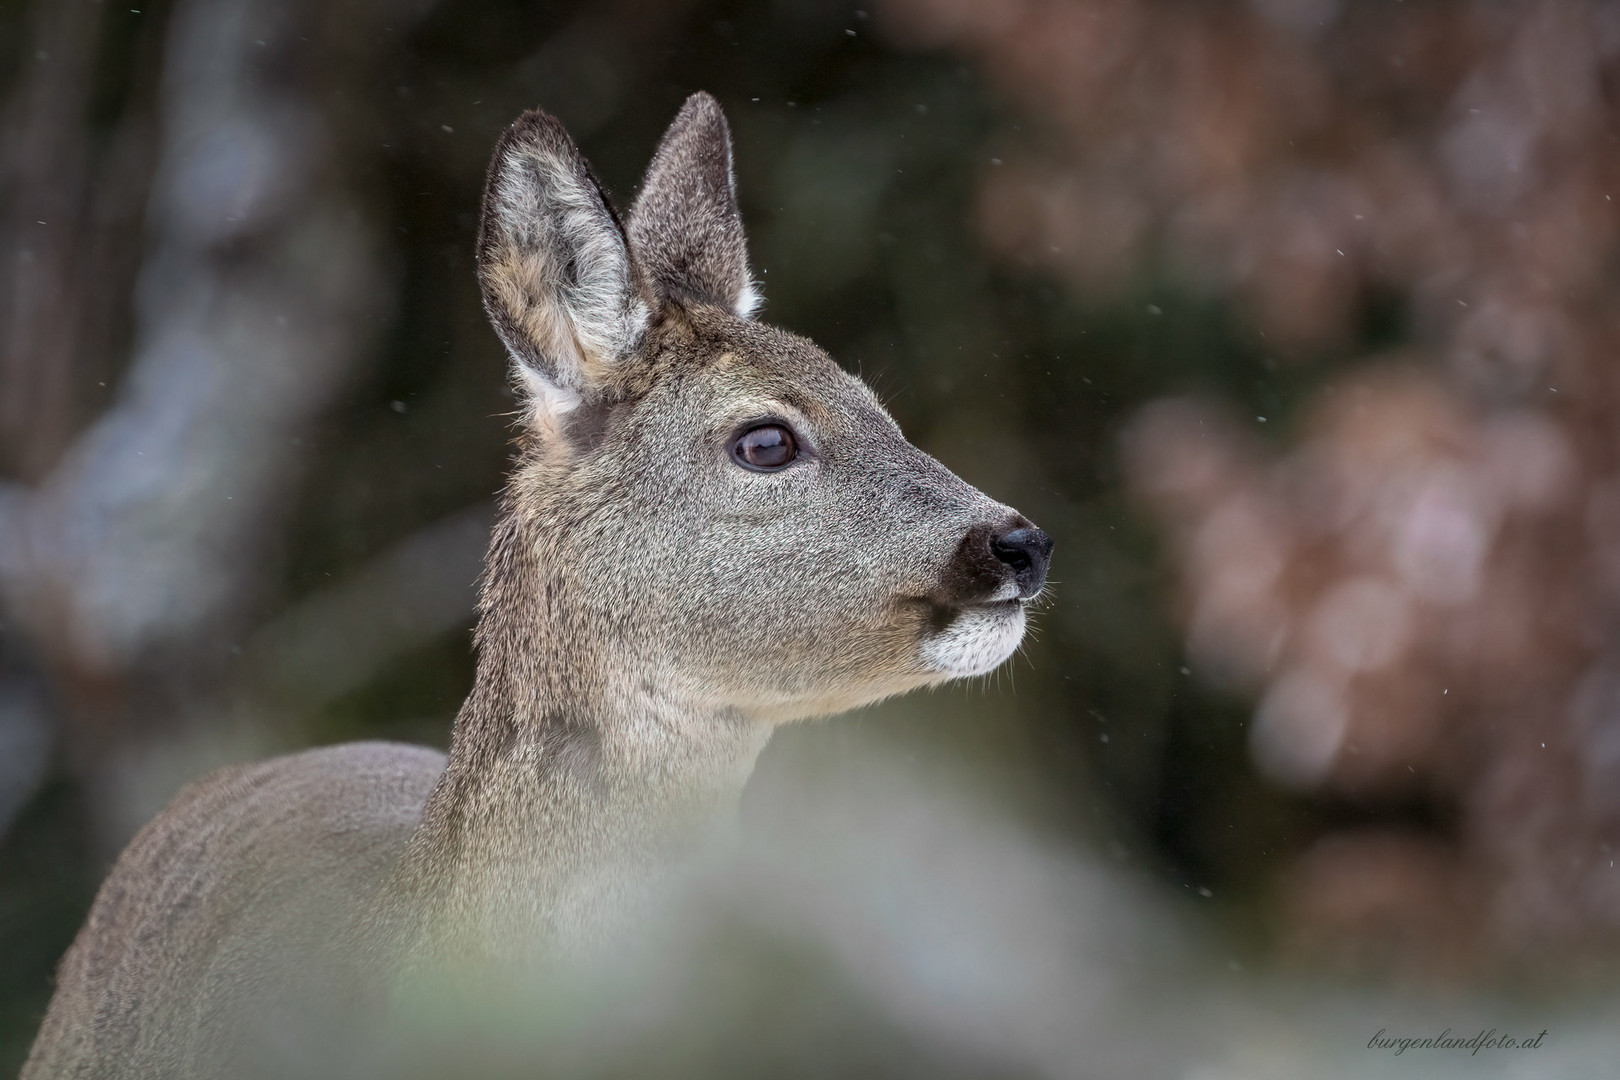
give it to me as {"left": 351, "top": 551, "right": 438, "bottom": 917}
{"left": 918, "top": 597, "right": 1023, "bottom": 634}
{"left": 909, "top": 597, "right": 1029, "bottom": 678}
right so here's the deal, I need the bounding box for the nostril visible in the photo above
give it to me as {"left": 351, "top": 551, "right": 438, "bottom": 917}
{"left": 990, "top": 526, "right": 1054, "bottom": 598}
{"left": 992, "top": 541, "right": 1031, "bottom": 572}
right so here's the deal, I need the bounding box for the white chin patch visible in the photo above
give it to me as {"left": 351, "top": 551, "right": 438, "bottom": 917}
{"left": 920, "top": 603, "right": 1027, "bottom": 678}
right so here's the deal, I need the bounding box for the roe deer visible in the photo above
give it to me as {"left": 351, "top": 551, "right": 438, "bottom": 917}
{"left": 23, "top": 92, "right": 1052, "bottom": 1078}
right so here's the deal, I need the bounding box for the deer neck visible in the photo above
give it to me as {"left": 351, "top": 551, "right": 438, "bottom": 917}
{"left": 393, "top": 517, "right": 772, "bottom": 968}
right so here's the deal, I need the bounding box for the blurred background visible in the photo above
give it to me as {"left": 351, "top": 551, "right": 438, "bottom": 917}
{"left": 5, "top": 0, "right": 1620, "bottom": 1074}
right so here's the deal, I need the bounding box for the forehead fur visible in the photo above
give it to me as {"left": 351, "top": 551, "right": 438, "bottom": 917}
{"left": 635, "top": 305, "right": 894, "bottom": 432}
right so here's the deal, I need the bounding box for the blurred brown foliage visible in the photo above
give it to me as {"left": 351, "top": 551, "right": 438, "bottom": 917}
{"left": 879, "top": 0, "right": 1620, "bottom": 974}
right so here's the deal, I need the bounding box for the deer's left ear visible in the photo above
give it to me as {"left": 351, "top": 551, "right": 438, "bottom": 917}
{"left": 629, "top": 93, "right": 760, "bottom": 318}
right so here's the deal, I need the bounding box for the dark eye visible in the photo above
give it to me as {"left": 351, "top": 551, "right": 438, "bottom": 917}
{"left": 731, "top": 424, "right": 798, "bottom": 471}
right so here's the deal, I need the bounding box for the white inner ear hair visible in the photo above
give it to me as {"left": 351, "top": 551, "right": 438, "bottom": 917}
{"left": 516, "top": 361, "right": 582, "bottom": 436}
{"left": 734, "top": 281, "right": 763, "bottom": 319}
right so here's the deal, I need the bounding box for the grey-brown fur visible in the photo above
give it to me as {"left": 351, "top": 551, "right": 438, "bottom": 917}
{"left": 628, "top": 93, "right": 760, "bottom": 317}
{"left": 23, "top": 93, "right": 1051, "bottom": 1078}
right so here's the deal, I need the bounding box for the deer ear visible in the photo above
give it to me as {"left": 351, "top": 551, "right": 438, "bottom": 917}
{"left": 478, "top": 110, "right": 651, "bottom": 416}
{"left": 629, "top": 93, "right": 760, "bottom": 319}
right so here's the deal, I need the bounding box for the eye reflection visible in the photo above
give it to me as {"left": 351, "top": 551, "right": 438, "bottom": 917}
{"left": 732, "top": 424, "right": 797, "bottom": 470}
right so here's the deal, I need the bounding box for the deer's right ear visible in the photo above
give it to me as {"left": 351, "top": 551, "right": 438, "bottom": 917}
{"left": 477, "top": 110, "right": 650, "bottom": 418}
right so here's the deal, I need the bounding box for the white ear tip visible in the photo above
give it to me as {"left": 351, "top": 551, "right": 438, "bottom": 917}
{"left": 735, "top": 282, "right": 763, "bottom": 319}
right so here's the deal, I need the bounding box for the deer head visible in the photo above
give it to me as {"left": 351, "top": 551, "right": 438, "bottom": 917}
{"left": 469, "top": 93, "right": 1052, "bottom": 741}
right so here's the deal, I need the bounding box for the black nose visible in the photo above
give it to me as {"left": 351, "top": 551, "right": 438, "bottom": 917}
{"left": 990, "top": 526, "right": 1053, "bottom": 599}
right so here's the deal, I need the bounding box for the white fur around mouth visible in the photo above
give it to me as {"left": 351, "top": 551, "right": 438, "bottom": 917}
{"left": 921, "top": 601, "right": 1027, "bottom": 677}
